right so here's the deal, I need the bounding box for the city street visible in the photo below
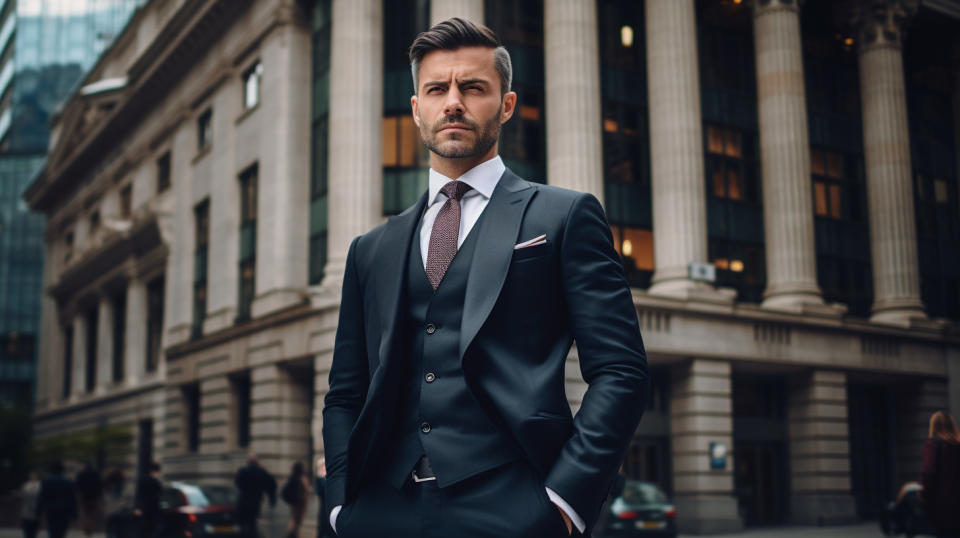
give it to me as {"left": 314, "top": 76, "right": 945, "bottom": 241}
{"left": 0, "top": 521, "right": 885, "bottom": 538}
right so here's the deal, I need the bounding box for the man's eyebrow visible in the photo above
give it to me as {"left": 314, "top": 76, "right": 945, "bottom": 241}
{"left": 422, "top": 81, "right": 448, "bottom": 88}
{"left": 458, "top": 78, "right": 489, "bottom": 86}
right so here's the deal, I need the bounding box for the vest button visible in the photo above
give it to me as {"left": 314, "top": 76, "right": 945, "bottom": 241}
{"left": 426, "top": 323, "right": 436, "bottom": 334}
{"left": 421, "top": 422, "right": 431, "bottom": 433}
{"left": 425, "top": 372, "right": 436, "bottom": 383}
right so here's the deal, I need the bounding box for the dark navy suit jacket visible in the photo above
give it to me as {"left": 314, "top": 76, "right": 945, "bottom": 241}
{"left": 322, "top": 169, "right": 649, "bottom": 531}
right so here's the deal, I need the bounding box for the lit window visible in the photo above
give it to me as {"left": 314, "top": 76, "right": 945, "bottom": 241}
{"left": 519, "top": 105, "right": 540, "bottom": 121}
{"left": 620, "top": 25, "right": 634, "bottom": 47}
{"left": 610, "top": 226, "right": 654, "bottom": 272}
{"left": 243, "top": 62, "right": 262, "bottom": 110}
{"left": 382, "top": 115, "right": 420, "bottom": 167}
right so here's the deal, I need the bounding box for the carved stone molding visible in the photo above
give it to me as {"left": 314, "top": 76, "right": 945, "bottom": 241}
{"left": 845, "top": 0, "right": 919, "bottom": 51}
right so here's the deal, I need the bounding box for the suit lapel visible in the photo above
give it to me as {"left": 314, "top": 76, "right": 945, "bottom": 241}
{"left": 375, "top": 192, "right": 428, "bottom": 366}
{"left": 460, "top": 169, "right": 535, "bottom": 360}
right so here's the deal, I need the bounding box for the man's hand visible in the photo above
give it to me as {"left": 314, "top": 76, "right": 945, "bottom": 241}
{"left": 554, "top": 504, "right": 573, "bottom": 535}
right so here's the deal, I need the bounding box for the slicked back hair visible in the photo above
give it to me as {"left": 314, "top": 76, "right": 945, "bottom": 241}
{"left": 408, "top": 17, "right": 512, "bottom": 97}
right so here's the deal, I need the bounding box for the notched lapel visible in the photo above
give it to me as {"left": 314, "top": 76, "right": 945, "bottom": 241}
{"left": 460, "top": 170, "right": 535, "bottom": 360}
{"left": 374, "top": 193, "right": 427, "bottom": 367}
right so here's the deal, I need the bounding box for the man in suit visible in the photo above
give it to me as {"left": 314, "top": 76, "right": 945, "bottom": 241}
{"left": 322, "top": 18, "right": 648, "bottom": 537}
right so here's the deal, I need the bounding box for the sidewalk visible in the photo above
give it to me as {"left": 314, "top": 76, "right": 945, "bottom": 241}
{"left": 0, "top": 522, "right": 884, "bottom": 538}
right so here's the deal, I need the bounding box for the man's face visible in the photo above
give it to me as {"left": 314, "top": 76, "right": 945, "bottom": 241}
{"left": 411, "top": 46, "right": 516, "bottom": 160}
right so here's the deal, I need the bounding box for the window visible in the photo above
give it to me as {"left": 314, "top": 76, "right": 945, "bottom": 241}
{"left": 146, "top": 277, "right": 164, "bottom": 372}
{"left": 238, "top": 165, "right": 258, "bottom": 321}
{"left": 89, "top": 210, "right": 100, "bottom": 232}
{"left": 707, "top": 126, "right": 748, "bottom": 201}
{"left": 610, "top": 226, "right": 654, "bottom": 288}
{"left": 63, "top": 325, "right": 73, "bottom": 400}
{"left": 309, "top": 1, "right": 332, "bottom": 285}
{"left": 705, "top": 124, "right": 764, "bottom": 302}
{"left": 64, "top": 231, "right": 74, "bottom": 264}
{"left": 85, "top": 308, "right": 98, "bottom": 393}
{"left": 243, "top": 61, "right": 262, "bottom": 110}
{"left": 183, "top": 383, "right": 200, "bottom": 453}
{"left": 192, "top": 200, "right": 209, "bottom": 338}
{"left": 811, "top": 148, "right": 847, "bottom": 219}
{"left": 120, "top": 185, "right": 132, "bottom": 219}
{"left": 197, "top": 109, "right": 212, "bottom": 151}
{"left": 231, "top": 372, "right": 251, "bottom": 448}
{"left": 157, "top": 152, "right": 171, "bottom": 193}
{"left": 112, "top": 291, "right": 126, "bottom": 382}
{"left": 382, "top": 114, "right": 428, "bottom": 214}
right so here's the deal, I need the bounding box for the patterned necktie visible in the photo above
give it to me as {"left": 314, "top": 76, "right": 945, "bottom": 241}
{"left": 426, "top": 180, "right": 473, "bottom": 290}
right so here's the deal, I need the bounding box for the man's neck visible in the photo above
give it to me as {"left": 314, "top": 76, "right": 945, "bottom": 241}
{"left": 429, "top": 146, "right": 498, "bottom": 179}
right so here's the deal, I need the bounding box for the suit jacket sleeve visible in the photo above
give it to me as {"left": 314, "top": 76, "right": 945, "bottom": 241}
{"left": 322, "top": 236, "right": 369, "bottom": 511}
{"left": 545, "top": 193, "right": 649, "bottom": 529}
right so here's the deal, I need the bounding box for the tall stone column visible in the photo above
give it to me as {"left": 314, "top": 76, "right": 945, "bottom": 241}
{"left": 669, "top": 359, "right": 742, "bottom": 533}
{"left": 253, "top": 21, "right": 312, "bottom": 317}
{"left": 646, "top": 0, "right": 710, "bottom": 297}
{"left": 753, "top": 0, "right": 823, "bottom": 311}
{"left": 199, "top": 376, "right": 231, "bottom": 454}
{"left": 852, "top": 0, "right": 925, "bottom": 325}
{"left": 544, "top": 0, "right": 604, "bottom": 201}
{"left": 787, "top": 370, "right": 856, "bottom": 524}
{"left": 71, "top": 315, "right": 87, "bottom": 397}
{"left": 322, "top": 0, "right": 383, "bottom": 291}
{"left": 95, "top": 296, "right": 114, "bottom": 391}
{"left": 430, "top": 0, "right": 483, "bottom": 25}
{"left": 124, "top": 279, "right": 147, "bottom": 386}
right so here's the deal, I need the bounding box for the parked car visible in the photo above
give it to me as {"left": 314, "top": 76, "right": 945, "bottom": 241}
{"left": 106, "top": 482, "right": 241, "bottom": 538}
{"left": 597, "top": 480, "right": 677, "bottom": 538}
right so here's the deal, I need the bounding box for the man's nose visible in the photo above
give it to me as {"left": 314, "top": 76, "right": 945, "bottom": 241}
{"left": 442, "top": 87, "right": 465, "bottom": 116}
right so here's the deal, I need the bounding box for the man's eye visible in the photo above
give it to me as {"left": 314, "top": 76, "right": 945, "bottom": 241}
{"left": 427, "top": 87, "right": 444, "bottom": 94}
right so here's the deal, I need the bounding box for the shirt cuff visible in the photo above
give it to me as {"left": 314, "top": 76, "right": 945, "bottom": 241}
{"left": 330, "top": 505, "right": 342, "bottom": 535}
{"left": 545, "top": 487, "right": 586, "bottom": 534}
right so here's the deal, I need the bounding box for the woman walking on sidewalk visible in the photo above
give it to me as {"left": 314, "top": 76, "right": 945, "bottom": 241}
{"left": 920, "top": 410, "right": 960, "bottom": 537}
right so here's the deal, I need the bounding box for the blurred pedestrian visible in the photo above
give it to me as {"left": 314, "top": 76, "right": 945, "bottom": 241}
{"left": 75, "top": 462, "right": 103, "bottom": 535}
{"left": 35, "top": 461, "right": 76, "bottom": 538}
{"left": 235, "top": 454, "right": 277, "bottom": 538}
{"left": 134, "top": 462, "right": 163, "bottom": 538}
{"left": 920, "top": 410, "right": 960, "bottom": 537}
{"left": 20, "top": 472, "right": 41, "bottom": 538}
{"left": 281, "top": 461, "right": 311, "bottom": 538}
{"left": 315, "top": 457, "right": 330, "bottom": 538}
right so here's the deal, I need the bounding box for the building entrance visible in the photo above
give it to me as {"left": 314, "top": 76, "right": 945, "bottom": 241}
{"left": 733, "top": 374, "right": 789, "bottom": 526}
{"left": 848, "top": 383, "right": 897, "bottom": 519}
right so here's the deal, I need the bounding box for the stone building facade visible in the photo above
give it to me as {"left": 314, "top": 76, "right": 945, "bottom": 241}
{"left": 24, "top": 0, "right": 960, "bottom": 533}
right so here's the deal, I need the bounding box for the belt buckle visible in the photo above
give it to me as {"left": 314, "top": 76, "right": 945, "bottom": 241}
{"left": 411, "top": 471, "right": 436, "bottom": 483}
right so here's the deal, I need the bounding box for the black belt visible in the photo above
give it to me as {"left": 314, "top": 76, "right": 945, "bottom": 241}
{"left": 411, "top": 455, "right": 436, "bottom": 483}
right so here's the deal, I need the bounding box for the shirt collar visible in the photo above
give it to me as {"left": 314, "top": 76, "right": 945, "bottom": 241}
{"left": 428, "top": 155, "right": 504, "bottom": 205}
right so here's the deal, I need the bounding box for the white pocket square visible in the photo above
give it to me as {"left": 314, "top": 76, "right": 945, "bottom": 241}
{"left": 514, "top": 234, "right": 547, "bottom": 250}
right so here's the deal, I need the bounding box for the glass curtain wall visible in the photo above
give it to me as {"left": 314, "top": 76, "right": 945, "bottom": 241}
{"left": 697, "top": 0, "right": 764, "bottom": 303}
{"left": 382, "top": 0, "right": 429, "bottom": 215}
{"left": 905, "top": 9, "right": 959, "bottom": 320}
{"left": 598, "top": 0, "right": 653, "bottom": 289}
{"left": 486, "top": 0, "right": 545, "bottom": 183}
{"left": 802, "top": 3, "right": 872, "bottom": 316}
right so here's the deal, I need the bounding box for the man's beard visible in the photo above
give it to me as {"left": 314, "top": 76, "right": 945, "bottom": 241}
{"left": 420, "top": 107, "right": 501, "bottom": 159}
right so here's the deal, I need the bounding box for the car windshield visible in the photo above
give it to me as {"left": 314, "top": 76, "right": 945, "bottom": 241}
{"left": 174, "top": 484, "right": 237, "bottom": 507}
{"left": 621, "top": 482, "right": 667, "bottom": 504}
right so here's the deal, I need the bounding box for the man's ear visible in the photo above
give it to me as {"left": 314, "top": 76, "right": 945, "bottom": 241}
{"left": 500, "top": 91, "right": 517, "bottom": 124}
{"left": 411, "top": 95, "right": 421, "bottom": 128}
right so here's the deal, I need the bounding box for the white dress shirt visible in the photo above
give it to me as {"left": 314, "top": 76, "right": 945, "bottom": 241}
{"left": 331, "top": 155, "right": 585, "bottom": 535}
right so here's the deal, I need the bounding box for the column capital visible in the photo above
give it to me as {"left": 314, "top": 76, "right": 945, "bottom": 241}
{"left": 845, "top": 0, "right": 918, "bottom": 52}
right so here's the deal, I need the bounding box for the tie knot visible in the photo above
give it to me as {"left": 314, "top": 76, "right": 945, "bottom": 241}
{"left": 440, "top": 180, "right": 472, "bottom": 202}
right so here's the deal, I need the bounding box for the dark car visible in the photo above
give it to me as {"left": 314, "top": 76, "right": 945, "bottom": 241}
{"left": 597, "top": 481, "right": 677, "bottom": 538}
{"left": 106, "top": 482, "right": 242, "bottom": 538}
